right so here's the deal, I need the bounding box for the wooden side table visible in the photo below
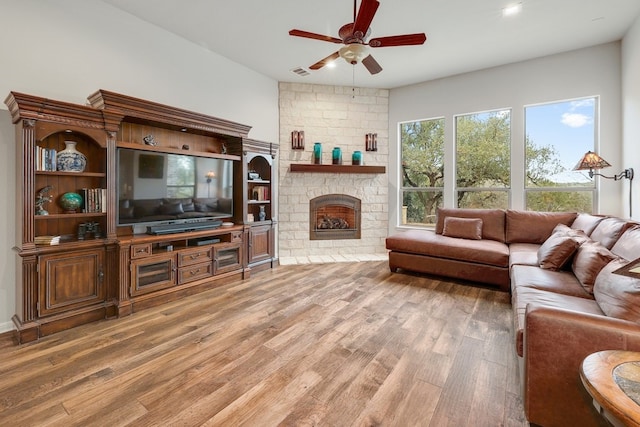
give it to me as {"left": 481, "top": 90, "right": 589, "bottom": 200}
{"left": 580, "top": 350, "right": 640, "bottom": 427}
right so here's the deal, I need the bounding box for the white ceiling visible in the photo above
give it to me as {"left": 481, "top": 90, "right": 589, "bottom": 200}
{"left": 100, "top": 0, "right": 640, "bottom": 89}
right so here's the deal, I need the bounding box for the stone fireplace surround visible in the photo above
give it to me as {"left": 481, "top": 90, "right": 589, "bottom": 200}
{"left": 278, "top": 82, "right": 389, "bottom": 260}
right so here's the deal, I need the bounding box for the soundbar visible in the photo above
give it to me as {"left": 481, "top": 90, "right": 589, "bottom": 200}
{"left": 147, "top": 220, "right": 222, "bottom": 235}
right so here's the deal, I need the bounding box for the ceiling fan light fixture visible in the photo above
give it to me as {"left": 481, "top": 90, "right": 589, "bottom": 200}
{"left": 339, "top": 43, "right": 369, "bottom": 64}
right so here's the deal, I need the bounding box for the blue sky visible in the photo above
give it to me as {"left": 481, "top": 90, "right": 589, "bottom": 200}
{"left": 525, "top": 97, "right": 596, "bottom": 184}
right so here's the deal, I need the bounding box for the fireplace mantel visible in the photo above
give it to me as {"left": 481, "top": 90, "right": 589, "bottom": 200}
{"left": 290, "top": 164, "right": 386, "bottom": 174}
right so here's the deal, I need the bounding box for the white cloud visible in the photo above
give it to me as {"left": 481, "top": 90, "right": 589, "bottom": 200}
{"left": 561, "top": 112, "right": 591, "bottom": 128}
{"left": 570, "top": 99, "right": 595, "bottom": 109}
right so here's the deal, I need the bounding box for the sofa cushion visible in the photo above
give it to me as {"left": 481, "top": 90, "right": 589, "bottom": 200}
{"left": 510, "top": 264, "right": 591, "bottom": 299}
{"left": 435, "top": 208, "right": 506, "bottom": 243}
{"left": 537, "top": 233, "right": 580, "bottom": 271}
{"left": 509, "top": 243, "right": 540, "bottom": 268}
{"left": 194, "top": 197, "right": 219, "bottom": 212}
{"left": 611, "top": 225, "right": 640, "bottom": 261}
{"left": 386, "top": 229, "right": 509, "bottom": 268}
{"left": 594, "top": 258, "right": 640, "bottom": 323}
{"left": 442, "top": 217, "right": 483, "bottom": 240}
{"left": 572, "top": 241, "right": 617, "bottom": 294}
{"left": 511, "top": 286, "right": 602, "bottom": 357}
{"left": 571, "top": 213, "right": 605, "bottom": 236}
{"left": 590, "top": 216, "right": 631, "bottom": 249}
{"left": 505, "top": 210, "right": 577, "bottom": 244}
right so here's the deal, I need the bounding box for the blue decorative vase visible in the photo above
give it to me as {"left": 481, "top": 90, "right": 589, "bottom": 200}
{"left": 59, "top": 192, "right": 83, "bottom": 213}
{"left": 57, "top": 141, "right": 86, "bottom": 172}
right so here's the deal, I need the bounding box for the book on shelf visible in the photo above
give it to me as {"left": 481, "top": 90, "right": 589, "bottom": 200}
{"left": 250, "top": 185, "right": 269, "bottom": 201}
{"left": 35, "top": 146, "right": 57, "bottom": 171}
{"left": 35, "top": 235, "right": 61, "bottom": 246}
{"left": 81, "top": 188, "right": 107, "bottom": 213}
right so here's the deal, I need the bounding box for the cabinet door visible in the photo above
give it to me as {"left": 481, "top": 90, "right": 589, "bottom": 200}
{"left": 214, "top": 242, "right": 242, "bottom": 275}
{"left": 38, "top": 249, "right": 106, "bottom": 317}
{"left": 131, "top": 252, "right": 176, "bottom": 296}
{"left": 248, "top": 224, "right": 272, "bottom": 264}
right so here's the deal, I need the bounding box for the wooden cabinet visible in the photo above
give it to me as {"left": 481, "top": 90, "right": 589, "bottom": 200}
{"left": 242, "top": 139, "right": 278, "bottom": 271}
{"left": 6, "top": 89, "right": 256, "bottom": 343}
{"left": 5, "top": 92, "right": 117, "bottom": 343}
{"left": 38, "top": 248, "right": 105, "bottom": 317}
{"left": 131, "top": 251, "right": 176, "bottom": 296}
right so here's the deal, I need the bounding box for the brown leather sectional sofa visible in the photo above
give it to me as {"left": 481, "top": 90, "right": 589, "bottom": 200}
{"left": 386, "top": 208, "right": 640, "bottom": 427}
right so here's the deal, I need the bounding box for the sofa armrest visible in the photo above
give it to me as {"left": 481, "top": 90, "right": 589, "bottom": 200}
{"left": 523, "top": 304, "right": 640, "bottom": 427}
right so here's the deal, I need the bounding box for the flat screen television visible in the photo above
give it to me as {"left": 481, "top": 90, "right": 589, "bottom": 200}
{"left": 117, "top": 148, "right": 235, "bottom": 229}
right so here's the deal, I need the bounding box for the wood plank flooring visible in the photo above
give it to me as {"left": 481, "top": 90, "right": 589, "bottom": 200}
{"left": 0, "top": 261, "right": 529, "bottom": 426}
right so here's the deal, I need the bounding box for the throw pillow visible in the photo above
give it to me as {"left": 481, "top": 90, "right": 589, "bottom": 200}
{"left": 572, "top": 241, "right": 617, "bottom": 294}
{"left": 159, "top": 202, "right": 184, "bottom": 215}
{"left": 537, "top": 233, "right": 580, "bottom": 271}
{"left": 594, "top": 258, "right": 640, "bottom": 323}
{"left": 442, "top": 217, "right": 483, "bottom": 240}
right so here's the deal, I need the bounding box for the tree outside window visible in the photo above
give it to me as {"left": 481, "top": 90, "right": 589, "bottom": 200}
{"left": 400, "top": 118, "right": 444, "bottom": 226}
{"left": 455, "top": 110, "right": 511, "bottom": 209}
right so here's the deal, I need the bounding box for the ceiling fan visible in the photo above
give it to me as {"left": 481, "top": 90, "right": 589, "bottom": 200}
{"left": 289, "top": 0, "right": 426, "bottom": 75}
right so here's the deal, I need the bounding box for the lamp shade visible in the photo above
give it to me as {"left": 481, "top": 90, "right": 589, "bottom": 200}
{"left": 339, "top": 43, "right": 369, "bottom": 65}
{"left": 573, "top": 151, "right": 612, "bottom": 171}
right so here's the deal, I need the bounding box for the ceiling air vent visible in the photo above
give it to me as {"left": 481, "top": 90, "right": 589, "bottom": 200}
{"left": 291, "top": 67, "right": 310, "bottom": 76}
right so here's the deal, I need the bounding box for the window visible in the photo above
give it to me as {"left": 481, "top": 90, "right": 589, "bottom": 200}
{"left": 455, "top": 109, "right": 511, "bottom": 209}
{"left": 166, "top": 154, "right": 195, "bottom": 198}
{"left": 525, "top": 97, "right": 596, "bottom": 212}
{"left": 399, "top": 118, "right": 445, "bottom": 226}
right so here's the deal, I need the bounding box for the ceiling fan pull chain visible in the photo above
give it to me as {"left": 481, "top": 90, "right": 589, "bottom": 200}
{"left": 352, "top": 66, "right": 356, "bottom": 98}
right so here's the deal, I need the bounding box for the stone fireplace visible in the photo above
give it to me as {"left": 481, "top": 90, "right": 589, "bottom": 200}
{"left": 310, "top": 194, "right": 361, "bottom": 240}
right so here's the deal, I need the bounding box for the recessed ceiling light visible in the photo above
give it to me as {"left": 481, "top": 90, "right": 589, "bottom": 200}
{"left": 502, "top": 2, "right": 522, "bottom": 17}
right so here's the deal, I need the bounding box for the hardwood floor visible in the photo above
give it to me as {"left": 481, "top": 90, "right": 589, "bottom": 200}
{"left": 0, "top": 261, "right": 529, "bottom": 426}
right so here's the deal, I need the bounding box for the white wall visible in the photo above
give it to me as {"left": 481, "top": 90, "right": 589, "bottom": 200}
{"left": 388, "top": 42, "right": 624, "bottom": 234}
{"left": 0, "top": 0, "right": 279, "bottom": 333}
{"left": 622, "top": 15, "right": 640, "bottom": 221}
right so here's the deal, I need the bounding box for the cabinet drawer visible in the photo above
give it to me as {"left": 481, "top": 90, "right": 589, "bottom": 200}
{"left": 178, "top": 246, "right": 213, "bottom": 267}
{"left": 131, "top": 243, "right": 152, "bottom": 259}
{"left": 231, "top": 231, "right": 243, "bottom": 243}
{"left": 178, "top": 262, "right": 213, "bottom": 285}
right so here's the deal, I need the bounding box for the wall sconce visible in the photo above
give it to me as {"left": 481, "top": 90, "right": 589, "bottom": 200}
{"left": 365, "top": 133, "right": 377, "bottom": 152}
{"left": 291, "top": 130, "right": 305, "bottom": 150}
{"left": 574, "top": 151, "right": 634, "bottom": 216}
{"left": 205, "top": 171, "right": 216, "bottom": 197}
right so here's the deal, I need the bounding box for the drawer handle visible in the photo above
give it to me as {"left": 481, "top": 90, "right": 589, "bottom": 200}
{"left": 190, "top": 269, "right": 200, "bottom": 276}
{"left": 190, "top": 254, "right": 200, "bottom": 260}
{"left": 135, "top": 248, "right": 147, "bottom": 253}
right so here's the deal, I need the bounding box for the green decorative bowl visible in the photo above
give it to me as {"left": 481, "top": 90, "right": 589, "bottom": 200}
{"left": 59, "top": 192, "right": 83, "bottom": 213}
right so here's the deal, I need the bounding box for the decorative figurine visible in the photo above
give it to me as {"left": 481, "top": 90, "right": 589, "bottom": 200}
{"left": 35, "top": 185, "right": 54, "bottom": 215}
{"left": 143, "top": 134, "right": 157, "bottom": 146}
{"left": 77, "top": 221, "right": 102, "bottom": 240}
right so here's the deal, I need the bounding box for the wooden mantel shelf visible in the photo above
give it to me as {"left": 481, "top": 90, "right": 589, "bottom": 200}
{"left": 290, "top": 164, "right": 386, "bottom": 174}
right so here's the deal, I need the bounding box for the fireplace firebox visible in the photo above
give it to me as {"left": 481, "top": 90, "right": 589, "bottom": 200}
{"left": 310, "top": 194, "right": 361, "bottom": 240}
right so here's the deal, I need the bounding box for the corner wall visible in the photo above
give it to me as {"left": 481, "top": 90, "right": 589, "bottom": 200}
{"left": 278, "top": 83, "right": 389, "bottom": 258}
{"left": 622, "top": 15, "right": 640, "bottom": 221}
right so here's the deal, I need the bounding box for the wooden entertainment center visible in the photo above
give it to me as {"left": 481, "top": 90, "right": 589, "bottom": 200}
{"left": 5, "top": 90, "right": 278, "bottom": 343}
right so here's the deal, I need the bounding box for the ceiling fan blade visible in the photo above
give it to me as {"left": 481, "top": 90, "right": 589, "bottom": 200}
{"left": 369, "top": 33, "right": 427, "bottom": 47}
{"left": 309, "top": 51, "right": 340, "bottom": 70}
{"left": 353, "top": 0, "right": 379, "bottom": 38}
{"left": 362, "top": 54, "right": 382, "bottom": 75}
{"left": 289, "top": 29, "right": 343, "bottom": 44}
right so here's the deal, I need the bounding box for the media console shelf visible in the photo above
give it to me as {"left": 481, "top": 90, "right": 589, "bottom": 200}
{"left": 290, "top": 164, "right": 386, "bottom": 174}
{"left": 117, "top": 225, "right": 246, "bottom": 314}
